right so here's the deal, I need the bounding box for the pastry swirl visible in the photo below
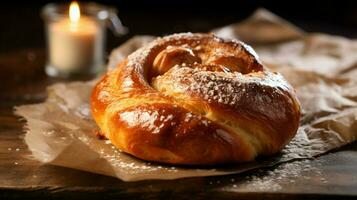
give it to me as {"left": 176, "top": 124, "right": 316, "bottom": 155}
{"left": 91, "top": 33, "right": 301, "bottom": 165}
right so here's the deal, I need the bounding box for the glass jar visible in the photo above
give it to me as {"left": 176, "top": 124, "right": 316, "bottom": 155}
{"left": 42, "top": 2, "right": 127, "bottom": 78}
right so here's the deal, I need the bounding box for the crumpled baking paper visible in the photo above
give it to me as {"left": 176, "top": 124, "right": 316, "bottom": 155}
{"left": 15, "top": 9, "right": 357, "bottom": 181}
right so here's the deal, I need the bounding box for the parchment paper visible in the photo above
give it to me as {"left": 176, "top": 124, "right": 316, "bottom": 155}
{"left": 15, "top": 9, "right": 357, "bottom": 181}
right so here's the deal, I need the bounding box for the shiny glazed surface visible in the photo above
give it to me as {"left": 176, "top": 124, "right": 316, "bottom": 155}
{"left": 91, "top": 33, "right": 301, "bottom": 165}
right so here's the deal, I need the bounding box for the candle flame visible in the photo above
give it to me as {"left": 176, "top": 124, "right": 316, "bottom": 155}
{"left": 69, "top": 2, "right": 80, "bottom": 22}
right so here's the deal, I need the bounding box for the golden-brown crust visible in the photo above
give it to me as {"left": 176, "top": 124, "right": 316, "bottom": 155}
{"left": 91, "top": 33, "right": 301, "bottom": 165}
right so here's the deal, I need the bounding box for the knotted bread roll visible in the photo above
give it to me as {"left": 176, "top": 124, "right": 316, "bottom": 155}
{"left": 91, "top": 33, "right": 301, "bottom": 165}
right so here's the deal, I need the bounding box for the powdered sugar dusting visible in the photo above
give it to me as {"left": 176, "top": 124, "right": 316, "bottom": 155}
{"left": 77, "top": 131, "right": 180, "bottom": 174}
{"left": 125, "top": 33, "right": 201, "bottom": 74}
{"left": 155, "top": 66, "right": 293, "bottom": 121}
{"left": 227, "top": 158, "right": 326, "bottom": 192}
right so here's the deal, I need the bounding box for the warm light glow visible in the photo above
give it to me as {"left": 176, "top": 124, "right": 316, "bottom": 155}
{"left": 69, "top": 2, "right": 80, "bottom": 23}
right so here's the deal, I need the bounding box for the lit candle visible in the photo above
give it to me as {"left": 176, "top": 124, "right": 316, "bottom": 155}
{"left": 47, "top": 2, "right": 103, "bottom": 75}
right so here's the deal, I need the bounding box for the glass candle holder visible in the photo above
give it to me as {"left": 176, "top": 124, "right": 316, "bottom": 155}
{"left": 42, "top": 2, "right": 127, "bottom": 78}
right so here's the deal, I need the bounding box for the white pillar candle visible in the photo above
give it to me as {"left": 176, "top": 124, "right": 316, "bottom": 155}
{"left": 47, "top": 2, "right": 103, "bottom": 73}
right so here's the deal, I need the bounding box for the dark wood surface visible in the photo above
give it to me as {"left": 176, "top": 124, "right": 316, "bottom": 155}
{"left": 1, "top": 49, "right": 357, "bottom": 200}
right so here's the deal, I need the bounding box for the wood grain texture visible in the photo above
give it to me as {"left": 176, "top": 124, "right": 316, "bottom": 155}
{"left": 0, "top": 49, "right": 356, "bottom": 200}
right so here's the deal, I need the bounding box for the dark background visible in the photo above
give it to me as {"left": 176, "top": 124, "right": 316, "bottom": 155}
{"left": 1, "top": 2, "right": 357, "bottom": 200}
{"left": 0, "top": 0, "right": 357, "bottom": 53}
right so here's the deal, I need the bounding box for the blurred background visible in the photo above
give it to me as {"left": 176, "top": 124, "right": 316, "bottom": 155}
{"left": 1, "top": 0, "right": 357, "bottom": 53}
{"left": 0, "top": 0, "right": 356, "bottom": 101}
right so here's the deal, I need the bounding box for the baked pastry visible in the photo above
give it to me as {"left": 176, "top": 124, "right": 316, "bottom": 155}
{"left": 91, "top": 33, "right": 301, "bottom": 165}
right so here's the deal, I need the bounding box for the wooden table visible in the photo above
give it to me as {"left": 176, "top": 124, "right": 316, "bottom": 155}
{"left": 1, "top": 49, "right": 357, "bottom": 200}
